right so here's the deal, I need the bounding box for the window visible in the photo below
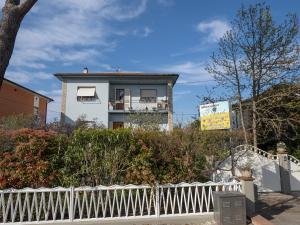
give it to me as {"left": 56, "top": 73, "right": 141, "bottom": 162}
{"left": 140, "top": 89, "right": 157, "bottom": 103}
{"left": 33, "top": 106, "right": 39, "bottom": 116}
{"left": 115, "top": 89, "right": 125, "bottom": 102}
{"left": 77, "top": 87, "right": 96, "bottom": 102}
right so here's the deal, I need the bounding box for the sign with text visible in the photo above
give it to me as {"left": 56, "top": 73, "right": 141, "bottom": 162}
{"left": 199, "top": 101, "right": 231, "bottom": 130}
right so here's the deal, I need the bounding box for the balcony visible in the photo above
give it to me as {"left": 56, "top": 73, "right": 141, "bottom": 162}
{"left": 108, "top": 100, "right": 168, "bottom": 113}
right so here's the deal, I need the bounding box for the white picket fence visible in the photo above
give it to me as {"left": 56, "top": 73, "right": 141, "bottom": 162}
{"left": 0, "top": 181, "right": 241, "bottom": 224}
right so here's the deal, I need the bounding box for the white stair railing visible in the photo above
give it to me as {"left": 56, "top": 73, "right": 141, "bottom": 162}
{"left": 288, "top": 155, "right": 300, "bottom": 166}
{"left": 235, "top": 144, "right": 300, "bottom": 166}
{"left": 0, "top": 181, "right": 241, "bottom": 224}
{"left": 235, "top": 144, "right": 278, "bottom": 160}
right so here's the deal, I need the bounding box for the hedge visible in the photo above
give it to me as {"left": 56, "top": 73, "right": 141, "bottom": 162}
{"left": 0, "top": 127, "right": 244, "bottom": 188}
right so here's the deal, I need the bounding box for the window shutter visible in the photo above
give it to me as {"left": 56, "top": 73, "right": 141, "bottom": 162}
{"left": 124, "top": 89, "right": 131, "bottom": 109}
{"left": 77, "top": 87, "right": 96, "bottom": 96}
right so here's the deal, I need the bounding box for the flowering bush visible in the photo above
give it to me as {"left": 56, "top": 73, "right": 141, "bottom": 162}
{"left": 0, "top": 129, "right": 66, "bottom": 188}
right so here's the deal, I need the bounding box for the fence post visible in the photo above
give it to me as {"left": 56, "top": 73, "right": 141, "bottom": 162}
{"left": 69, "top": 186, "right": 74, "bottom": 222}
{"left": 155, "top": 183, "right": 160, "bottom": 218}
{"left": 240, "top": 177, "right": 256, "bottom": 217}
{"left": 277, "top": 142, "right": 291, "bottom": 194}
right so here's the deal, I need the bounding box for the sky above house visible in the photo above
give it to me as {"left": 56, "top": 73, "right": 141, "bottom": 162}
{"left": 2, "top": 0, "right": 300, "bottom": 124}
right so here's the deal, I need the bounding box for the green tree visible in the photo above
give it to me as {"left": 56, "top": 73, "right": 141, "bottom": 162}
{"left": 126, "top": 112, "right": 165, "bottom": 131}
{"left": 207, "top": 3, "right": 300, "bottom": 146}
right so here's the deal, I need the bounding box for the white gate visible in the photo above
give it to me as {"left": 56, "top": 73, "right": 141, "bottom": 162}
{"left": 0, "top": 181, "right": 241, "bottom": 224}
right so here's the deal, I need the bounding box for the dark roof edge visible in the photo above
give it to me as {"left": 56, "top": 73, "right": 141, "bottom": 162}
{"left": 4, "top": 78, "right": 54, "bottom": 102}
{"left": 54, "top": 72, "right": 179, "bottom": 84}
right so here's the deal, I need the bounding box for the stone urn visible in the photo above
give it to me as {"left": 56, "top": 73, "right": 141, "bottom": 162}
{"left": 277, "top": 142, "right": 287, "bottom": 154}
{"left": 240, "top": 168, "right": 252, "bottom": 178}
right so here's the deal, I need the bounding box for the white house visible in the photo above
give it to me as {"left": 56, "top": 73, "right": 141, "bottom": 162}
{"left": 54, "top": 71, "right": 179, "bottom": 130}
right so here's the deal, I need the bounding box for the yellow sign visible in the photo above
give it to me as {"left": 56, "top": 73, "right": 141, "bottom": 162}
{"left": 199, "top": 101, "right": 231, "bottom": 130}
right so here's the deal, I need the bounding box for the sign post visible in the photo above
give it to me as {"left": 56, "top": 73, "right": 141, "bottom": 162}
{"left": 199, "top": 101, "right": 235, "bottom": 176}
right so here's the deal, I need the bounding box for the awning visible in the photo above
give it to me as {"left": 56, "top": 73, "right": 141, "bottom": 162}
{"left": 77, "top": 87, "right": 96, "bottom": 97}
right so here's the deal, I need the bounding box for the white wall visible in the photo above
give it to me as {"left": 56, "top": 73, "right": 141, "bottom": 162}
{"left": 290, "top": 160, "right": 300, "bottom": 191}
{"left": 215, "top": 150, "right": 281, "bottom": 192}
{"left": 65, "top": 80, "right": 109, "bottom": 127}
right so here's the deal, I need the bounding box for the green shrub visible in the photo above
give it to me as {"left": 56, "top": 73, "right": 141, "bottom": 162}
{"left": 61, "top": 128, "right": 133, "bottom": 186}
{"left": 0, "top": 114, "right": 39, "bottom": 130}
{"left": 125, "top": 128, "right": 244, "bottom": 184}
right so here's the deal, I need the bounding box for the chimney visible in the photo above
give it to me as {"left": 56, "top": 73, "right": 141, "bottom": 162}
{"left": 83, "top": 67, "right": 89, "bottom": 74}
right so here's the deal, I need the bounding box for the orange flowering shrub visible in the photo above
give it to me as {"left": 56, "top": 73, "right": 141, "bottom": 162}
{"left": 0, "top": 129, "right": 66, "bottom": 189}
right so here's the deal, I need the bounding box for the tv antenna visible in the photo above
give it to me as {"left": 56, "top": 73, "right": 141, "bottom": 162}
{"left": 111, "top": 66, "right": 121, "bottom": 72}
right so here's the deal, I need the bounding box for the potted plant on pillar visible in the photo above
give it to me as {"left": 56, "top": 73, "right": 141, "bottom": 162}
{"left": 277, "top": 142, "right": 288, "bottom": 154}
{"left": 238, "top": 160, "right": 253, "bottom": 179}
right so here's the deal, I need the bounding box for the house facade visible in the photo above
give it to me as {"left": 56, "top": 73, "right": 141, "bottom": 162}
{"left": 0, "top": 78, "right": 53, "bottom": 125}
{"left": 55, "top": 72, "right": 179, "bottom": 130}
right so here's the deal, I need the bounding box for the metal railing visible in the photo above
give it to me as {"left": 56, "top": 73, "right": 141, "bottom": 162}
{"left": 235, "top": 144, "right": 300, "bottom": 166}
{"left": 108, "top": 100, "right": 168, "bottom": 111}
{"left": 0, "top": 181, "right": 241, "bottom": 224}
{"left": 235, "top": 144, "right": 278, "bottom": 160}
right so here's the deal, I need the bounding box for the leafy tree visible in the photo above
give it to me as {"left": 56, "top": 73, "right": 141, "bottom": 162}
{"left": 255, "top": 83, "right": 300, "bottom": 147}
{"left": 207, "top": 3, "right": 300, "bottom": 146}
{"left": 0, "top": 0, "right": 37, "bottom": 87}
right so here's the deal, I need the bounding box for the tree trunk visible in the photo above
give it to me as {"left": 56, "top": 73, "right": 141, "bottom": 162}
{"left": 0, "top": 0, "right": 37, "bottom": 88}
{"left": 238, "top": 99, "right": 248, "bottom": 144}
{"left": 252, "top": 99, "right": 258, "bottom": 147}
{"left": 230, "top": 147, "right": 235, "bottom": 176}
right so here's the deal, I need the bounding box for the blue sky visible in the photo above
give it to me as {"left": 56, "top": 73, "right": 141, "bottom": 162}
{"left": 2, "top": 0, "right": 300, "bottom": 123}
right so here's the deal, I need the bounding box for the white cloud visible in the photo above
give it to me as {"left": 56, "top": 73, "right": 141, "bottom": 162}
{"left": 157, "top": 0, "right": 174, "bottom": 7}
{"left": 6, "top": 71, "right": 52, "bottom": 84}
{"left": 143, "top": 26, "right": 153, "bottom": 37}
{"left": 133, "top": 26, "right": 153, "bottom": 37}
{"left": 7, "top": 0, "right": 148, "bottom": 71}
{"left": 174, "top": 90, "right": 191, "bottom": 99}
{"left": 197, "top": 19, "right": 230, "bottom": 42}
{"left": 161, "top": 61, "right": 214, "bottom": 85}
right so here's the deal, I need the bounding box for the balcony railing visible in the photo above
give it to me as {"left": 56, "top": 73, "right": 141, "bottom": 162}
{"left": 108, "top": 100, "right": 168, "bottom": 112}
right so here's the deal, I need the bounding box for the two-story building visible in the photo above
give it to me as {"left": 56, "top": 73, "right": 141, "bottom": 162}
{"left": 0, "top": 78, "right": 53, "bottom": 126}
{"left": 54, "top": 71, "right": 179, "bottom": 130}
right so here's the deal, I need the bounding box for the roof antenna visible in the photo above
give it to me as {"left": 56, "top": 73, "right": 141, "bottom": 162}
{"left": 83, "top": 67, "right": 88, "bottom": 74}
{"left": 111, "top": 66, "right": 121, "bottom": 72}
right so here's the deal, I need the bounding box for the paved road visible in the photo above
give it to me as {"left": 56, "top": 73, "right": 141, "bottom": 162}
{"left": 256, "top": 192, "right": 300, "bottom": 225}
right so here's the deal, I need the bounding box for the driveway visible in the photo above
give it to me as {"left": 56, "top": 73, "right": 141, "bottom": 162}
{"left": 256, "top": 192, "right": 300, "bottom": 225}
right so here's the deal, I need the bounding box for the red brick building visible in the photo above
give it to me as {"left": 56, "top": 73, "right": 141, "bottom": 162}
{"left": 0, "top": 79, "right": 53, "bottom": 125}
